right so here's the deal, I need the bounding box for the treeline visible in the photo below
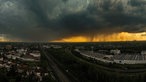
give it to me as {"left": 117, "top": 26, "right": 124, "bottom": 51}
{"left": 48, "top": 48, "right": 146, "bottom": 82}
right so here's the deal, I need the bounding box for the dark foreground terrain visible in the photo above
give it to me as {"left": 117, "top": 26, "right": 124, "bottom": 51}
{"left": 0, "top": 41, "right": 146, "bottom": 82}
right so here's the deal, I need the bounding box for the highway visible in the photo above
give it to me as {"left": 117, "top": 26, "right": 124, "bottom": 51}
{"left": 40, "top": 45, "right": 72, "bottom": 82}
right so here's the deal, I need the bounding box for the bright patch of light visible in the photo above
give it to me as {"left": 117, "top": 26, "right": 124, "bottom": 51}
{"left": 52, "top": 32, "right": 146, "bottom": 42}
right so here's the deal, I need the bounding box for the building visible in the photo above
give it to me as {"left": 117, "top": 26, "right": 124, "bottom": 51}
{"left": 17, "top": 48, "right": 27, "bottom": 55}
{"left": 30, "top": 53, "right": 41, "bottom": 58}
{"left": 110, "top": 49, "right": 121, "bottom": 55}
{"left": 141, "top": 51, "right": 146, "bottom": 55}
{"left": 6, "top": 55, "right": 20, "bottom": 60}
{"left": 103, "top": 55, "right": 114, "bottom": 61}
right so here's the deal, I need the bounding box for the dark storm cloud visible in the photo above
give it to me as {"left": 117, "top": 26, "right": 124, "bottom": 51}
{"left": 0, "top": 0, "right": 146, "bottom": 41}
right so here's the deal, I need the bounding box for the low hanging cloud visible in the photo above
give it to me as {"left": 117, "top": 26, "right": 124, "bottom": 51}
{"left": 0, "top": 0, "right": 146, "bottom": 41}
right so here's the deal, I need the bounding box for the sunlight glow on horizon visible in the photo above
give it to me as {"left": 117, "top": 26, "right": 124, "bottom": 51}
{"left": 52, "top": 32, "right": 146, "bottom": 42}
{"left": 0, "top": 32, "right": 146, "bottom": 42}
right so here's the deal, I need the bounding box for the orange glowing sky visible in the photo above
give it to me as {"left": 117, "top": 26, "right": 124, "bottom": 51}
{"left": 0, "top": 32, "right": 146, "bottom": 42}
{"left": 52, "top": 32, "right": 146, "bottom": 42}
{"left": 0, "top": 37, "right": 8, "bottom": 42}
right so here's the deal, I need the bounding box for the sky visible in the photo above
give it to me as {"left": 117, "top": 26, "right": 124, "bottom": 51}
{"left": 0, "top": 0, "right": 146, "bottom": 42}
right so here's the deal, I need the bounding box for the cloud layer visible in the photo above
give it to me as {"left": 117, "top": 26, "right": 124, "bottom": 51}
{"left": 0, "top": 0, "right": 146, "bottom": 41}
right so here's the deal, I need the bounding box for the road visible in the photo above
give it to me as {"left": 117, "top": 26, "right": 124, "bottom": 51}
{"left": 40, "top": 45, "right": 72, "bottom": 82}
